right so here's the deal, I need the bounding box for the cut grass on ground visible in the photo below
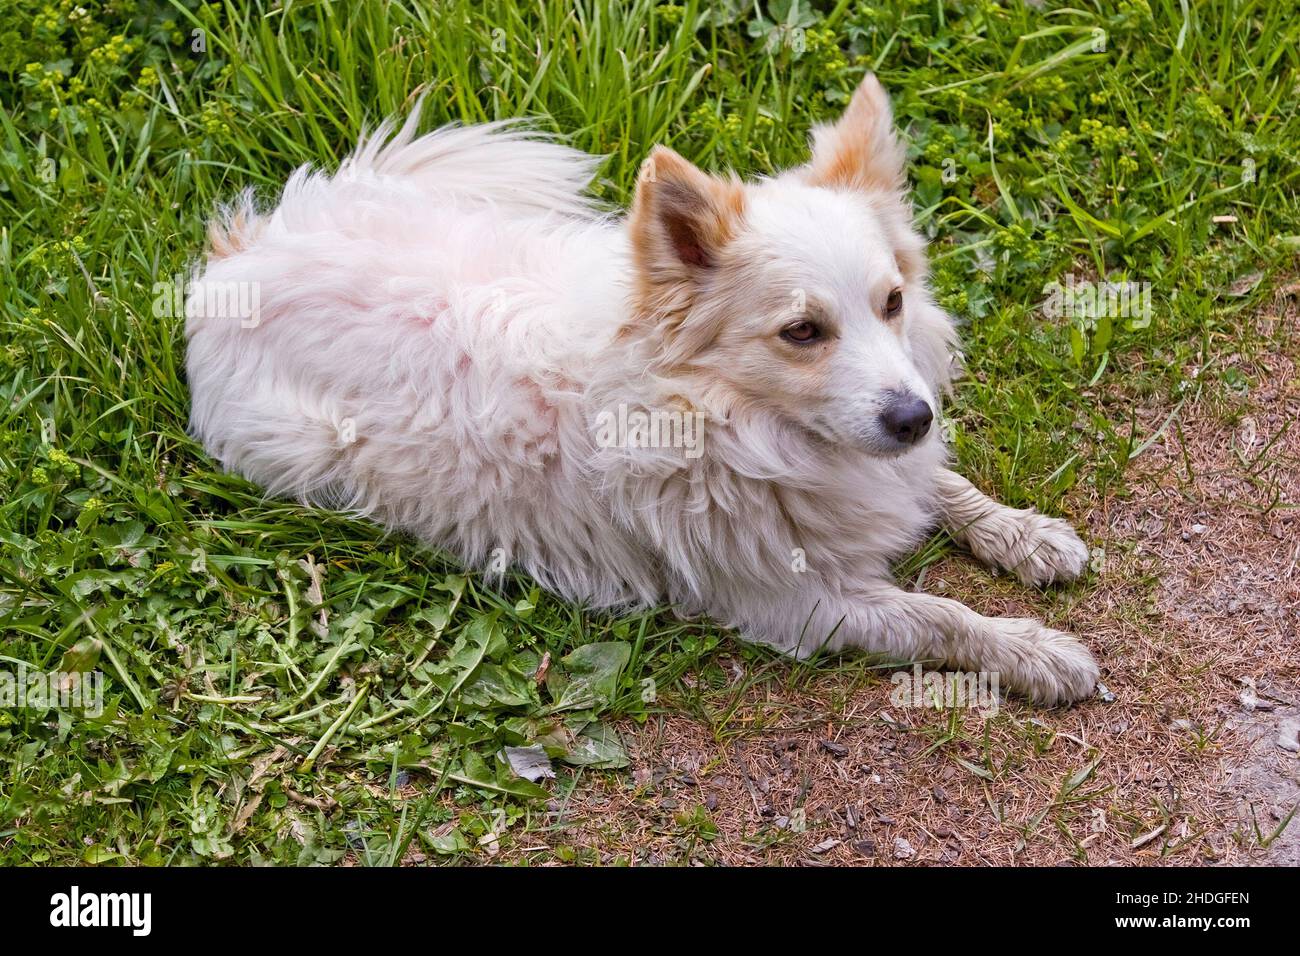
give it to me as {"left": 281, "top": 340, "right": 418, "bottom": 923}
{"left": 1, "top": 0, "right": 1297, "bottom": 864}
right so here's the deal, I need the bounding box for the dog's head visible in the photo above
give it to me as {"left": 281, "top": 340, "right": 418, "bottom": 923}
{"left": 626, "top": 75, "right": 955, "bottom": 457}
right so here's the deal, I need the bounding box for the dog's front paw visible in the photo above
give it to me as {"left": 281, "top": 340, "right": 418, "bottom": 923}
{"left": 996, "top": 619, "right": 1099, "bottom": 706}
{"left": 961, "top": 507, "right": 1089, "bottom": 588}
{"left": 1004, "top": 512, "right": 1089, "bottom": 587}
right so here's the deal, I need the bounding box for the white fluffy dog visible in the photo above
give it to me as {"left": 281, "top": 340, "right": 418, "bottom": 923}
{"left": 186, "top": 77, "right": 1100, "bottom": 705}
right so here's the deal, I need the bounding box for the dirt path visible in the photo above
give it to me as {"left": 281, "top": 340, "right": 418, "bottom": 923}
{"left": 1097, "top": 296, "right": 1300, "bottom": 864}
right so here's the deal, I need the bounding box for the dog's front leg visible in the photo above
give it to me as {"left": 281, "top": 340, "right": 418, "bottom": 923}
{"left": 935, "top": 468, "right": 1089, "bottom": 587}
{"left": 848, "top": 583, "right": 1094, "bottom": 705}
{"left": 743, "top": 582, "right": 1098, "bottom": 705}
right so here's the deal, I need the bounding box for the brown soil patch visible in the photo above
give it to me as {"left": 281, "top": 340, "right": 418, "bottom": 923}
{"left": 1091, "top": 291, "right": 1300, "bottom": 864}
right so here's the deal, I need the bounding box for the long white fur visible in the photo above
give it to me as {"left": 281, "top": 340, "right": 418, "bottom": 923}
{"left": 186, "top": 82, "right": 1100, "bottom": 705}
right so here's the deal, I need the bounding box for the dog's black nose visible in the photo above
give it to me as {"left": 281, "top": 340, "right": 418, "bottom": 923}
{"left": 880, "top": 395, "right": 934, "bottom": 446}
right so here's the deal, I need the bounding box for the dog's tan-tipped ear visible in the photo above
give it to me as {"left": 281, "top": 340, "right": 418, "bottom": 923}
{"left": 629, "top": 146, "right": 745, "bottom": 275}
{"left": 806, "top": 74, "right": 906, "bottom": 193}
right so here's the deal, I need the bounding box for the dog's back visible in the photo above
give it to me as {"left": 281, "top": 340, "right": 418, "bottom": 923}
{"left": 185, "top": 119, "right": 660, "bottom": 604}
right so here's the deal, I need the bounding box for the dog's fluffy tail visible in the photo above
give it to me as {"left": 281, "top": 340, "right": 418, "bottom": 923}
{"left": 204, "top": 104, "right": 605, "bottom": 261}
{"left": 341, "top": 104, "right": 606, "bottom": 220}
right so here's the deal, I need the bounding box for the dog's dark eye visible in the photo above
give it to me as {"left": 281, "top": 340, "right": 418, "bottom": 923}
{"left": 884, "top": 289, "right": 903, "bottom": 318}
{"left": 781, "top": 321, "right": 822, "bottom": 344}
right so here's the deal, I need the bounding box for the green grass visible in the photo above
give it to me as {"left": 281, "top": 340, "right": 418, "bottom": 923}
{"left": 1, "top": 0, "right": 1297, "bottom": 865}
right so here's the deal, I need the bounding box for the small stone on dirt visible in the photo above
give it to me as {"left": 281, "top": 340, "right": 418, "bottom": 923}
{"left": 1277, "top": 719, "right": 1300, "bottom": 753}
